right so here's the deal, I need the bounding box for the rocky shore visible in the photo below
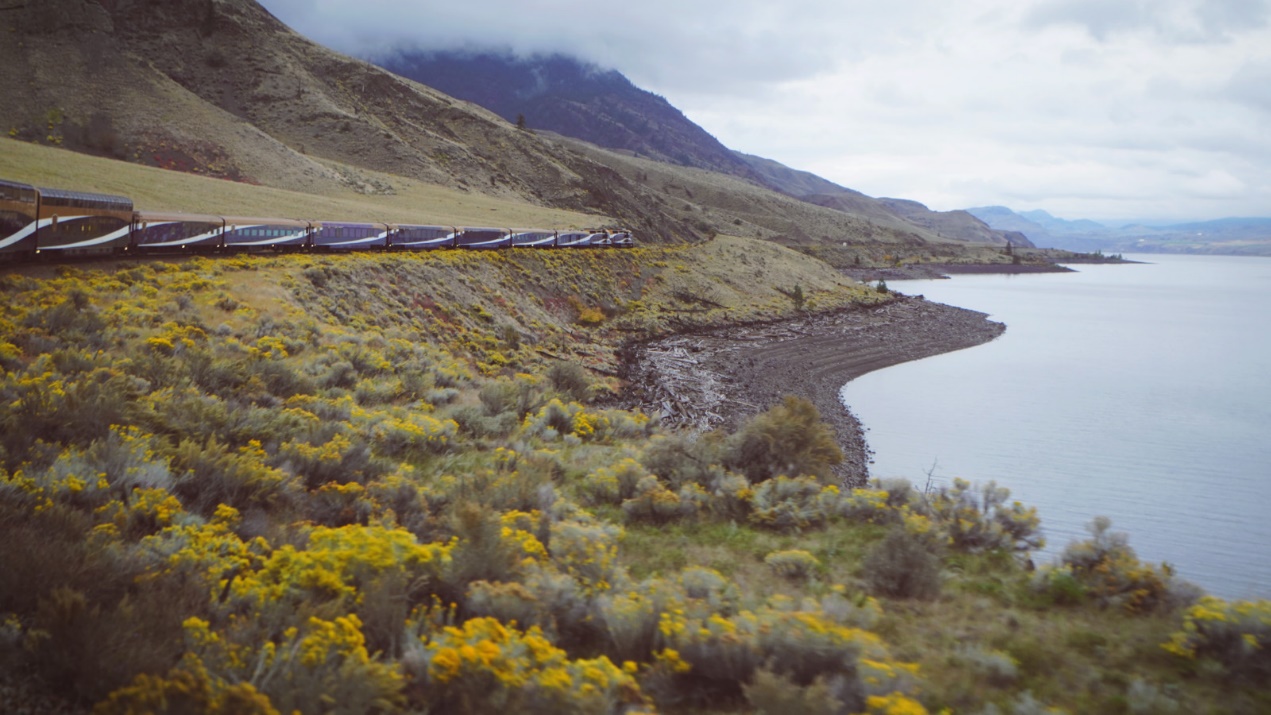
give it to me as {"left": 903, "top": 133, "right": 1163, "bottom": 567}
{"left": 840, "top": 262, "right": 1073, "bottom": 282}
{"left": 622, "top": 296, "right": 1005, "bottom": 487}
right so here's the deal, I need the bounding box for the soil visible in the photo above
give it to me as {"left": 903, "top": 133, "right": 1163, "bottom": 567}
{"left": 621, "top": 296, "right": 1005, "bottom": 487}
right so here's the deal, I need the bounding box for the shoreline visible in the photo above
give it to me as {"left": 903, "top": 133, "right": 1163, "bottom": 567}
{"left": 622, "top": 296, "right": 1005, "bottom": 486}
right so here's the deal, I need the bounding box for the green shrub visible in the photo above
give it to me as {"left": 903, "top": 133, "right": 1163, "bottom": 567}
{"left": 547, "top": 361, "right": 592, "bottom": 402}
{"left": 724, "top": 396, "right": 843, "bottom": 484}
{"left": 748, "top": 476, "right": 836, "bottom": 532}
{"left": 862, "top": 527, "right": 942, "bottom": 600}
{"left": 622, "top": 475, "right": 699, "bottom": 524}
{"left": 549, "top": 520, "right": 624, "bottom": 594}
{"left": 478, "top": 374, "right": 545, "bottom": 419}
{"left": 1057, "top": 517, "right": 1180, "bottom": 614}
{"left": 640, "top": 432, "right": 725, "bottom": 491}
{"left": 445, "top": 503, "right": 535, "bottom": 591}
{"left": 1163, "top": 597, "right": 1271, "bottom": 682}
{"left": 743, "top": 668, "right": 840, "bottom": 715}
{"left": 169, "top": 437, "right": 297, "bottom": 516}
{"left": 926, "top": 479, "right": 1043, "bottom": 553}
{"left": 951, "top": 645, "right": 1019, "bottom": 686}
{"left": 581, "top": 458, "right": 649, "bottom": 505}
{"left": 765, "top": 550, "right": 821, "bottom": 581}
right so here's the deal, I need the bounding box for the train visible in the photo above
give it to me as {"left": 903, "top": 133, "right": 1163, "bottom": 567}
{"left": 0, "top": 178, "right": 634, "bottom": 260}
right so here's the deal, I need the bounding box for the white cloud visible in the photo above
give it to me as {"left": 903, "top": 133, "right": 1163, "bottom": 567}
{"left": 258, "top": 0, "right": 1271, "bottom": 221}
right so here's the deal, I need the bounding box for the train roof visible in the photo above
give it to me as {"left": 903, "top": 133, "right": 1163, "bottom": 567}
{"left": 220, "top": 216, "right": 313, "bottom": 228}
{"left": 314, "top": 220, "right": 390, "bottom": 228}
{"left": 134, "top": 210, "right": 225, "bottom": 224}
{"left": 37, "top": 186, "right": 133, "bottom": 210}
{"left": 0, "top": 178, "right": 37, "bottom": 195}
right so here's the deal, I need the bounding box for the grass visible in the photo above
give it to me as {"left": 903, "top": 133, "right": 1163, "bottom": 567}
{"left": 0, "top": 138, "right": 606, "bottom": 228}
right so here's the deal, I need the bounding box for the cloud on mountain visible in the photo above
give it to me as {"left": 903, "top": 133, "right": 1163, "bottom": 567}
{"left": 259, "top": 0, "right": 1271, "bottom": 222}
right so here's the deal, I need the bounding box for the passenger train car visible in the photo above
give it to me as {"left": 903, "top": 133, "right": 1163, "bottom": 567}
{"left": 0, "top": 179, "right": 634, "bottom": 261}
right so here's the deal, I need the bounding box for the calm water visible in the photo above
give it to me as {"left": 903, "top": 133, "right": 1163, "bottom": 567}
{"left": 839, "top": 255, "right": 1271, "bottom": 600}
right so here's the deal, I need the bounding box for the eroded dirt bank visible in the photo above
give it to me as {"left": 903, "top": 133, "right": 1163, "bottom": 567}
{"left": 622, "top": 296, "right": 1005, "bottom": 487}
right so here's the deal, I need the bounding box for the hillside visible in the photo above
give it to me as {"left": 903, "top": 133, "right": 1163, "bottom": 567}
{"left": 3, "top": 241, "right": 1267, "bottom": 713}
{"left": 0, "top": 0, "right": 698, "bottom": 241}
{"left": 375, "top": 51, "right": 764, "bottom": 183}
{"left": 544, "top": 134, "right": 1037, "bottom": 269}
{"left": 1, "top": 0, "right": 1039, "bottom": 262}
{"left": 369, "top": 51, "right": 1028, "bottom": 254}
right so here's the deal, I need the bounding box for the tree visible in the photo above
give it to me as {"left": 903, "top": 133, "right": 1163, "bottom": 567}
{"left": 515, "top": 114, "right": 527, "bottom": 131}
{"left": 724, "top": 396, "right": 843, "bottom": 484}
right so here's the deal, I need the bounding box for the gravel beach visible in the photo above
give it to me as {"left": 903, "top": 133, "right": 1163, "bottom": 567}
{"left": 622, "top": 296, "right": 1005, "bottom": 487}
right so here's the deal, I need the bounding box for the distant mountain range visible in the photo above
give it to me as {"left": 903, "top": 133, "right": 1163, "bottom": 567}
{"left": 967, "top": 207, "right": 1271, "bottom": 256}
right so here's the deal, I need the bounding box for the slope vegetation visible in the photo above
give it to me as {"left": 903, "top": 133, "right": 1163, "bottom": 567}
{"left": 1, "top": 244, "right": 1265, "bottom": 714}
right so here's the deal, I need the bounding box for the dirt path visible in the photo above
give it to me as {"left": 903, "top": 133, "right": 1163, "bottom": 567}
{"left": 622, "top": 296, "right": 1005, "bottom": 487}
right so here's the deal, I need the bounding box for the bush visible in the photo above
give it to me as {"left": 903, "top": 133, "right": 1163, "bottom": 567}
{"left": 744, "top": 668, "right": 840, "bottom": 715}
{"left": 622, "top": 476, "right": 701, "bottom": 525}
{"left": 748, "top": 476, "right": 837, "bottom": 532}
{"left": 1163, "top": 597, "right": 1271, "bottom": 682}
{"left": 926, "top": 479, "right": 1043, "bottom": 553}
{"left": 478, "top": 373, "right": 545, "bottom": 419}
{"left": 169, "top": 437, "right": 297, "bottom": 516}
{"left": 1058, "top": 517, "right": 1179, "bottom": 614}
{"left": 724, "top": 396, "right": 843, "bottom": 484}
{"left": 765, "top": 550, "right": 821, "bottom": 582}
{"left": 406, "top": 617, "right": 645, "bottom": 714}
{"left": 369, "top": 411, "right": 458, "bottom": 460}
{"left": 951, "top": 645, "right": 1019, "bottom": 686}
{"left": 581, "top": 458, "right": 649, "bottom": 505}
{"left": 547, "top": 361, "right": 592, "bottom": 402}
{"left": 640, "top": 432, "right": 725, "bottom": 491}
{"left": 862, "top": 527, "right": 942, "bottom": 600}
{"left": 445, "top": 503, "right": 544, "bottom": 591}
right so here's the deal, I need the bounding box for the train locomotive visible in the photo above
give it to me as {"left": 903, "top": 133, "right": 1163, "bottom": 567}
{"left": 0, "top": 178, "right": 634, "bottom": 261}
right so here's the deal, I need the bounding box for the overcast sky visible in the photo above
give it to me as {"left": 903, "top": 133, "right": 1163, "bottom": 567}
{"left": 259, "top": 0, "right": 1270, "bottom": 223}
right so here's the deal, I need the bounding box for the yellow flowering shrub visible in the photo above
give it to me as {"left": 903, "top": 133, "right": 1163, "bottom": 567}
{"left": 413, "top": 617, "right": 646, "bottom": 714}
{"left": 369, "top": 411, "right": 458, "bottom": 459}
{"left": 182, "top": 614, "right": 403, "bottom": 714}
{"left": 1163, "top": 596, "right": 1271, "bottom": 680}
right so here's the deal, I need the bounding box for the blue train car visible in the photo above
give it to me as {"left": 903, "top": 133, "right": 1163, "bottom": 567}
{"left": 609, "top": 229, "right": 635, "bottom": 247}
{"left": 221, "top": 217, "right": 312, "bottom": 250}
{"left": 0, "top": 179, "right": 39, "bottom": 259}
{"left": 557, "top": 230, "right": 607, "bottom": 248}
{"left": 131, "top": 211, "right": 225, "bottom": 252}
{"left": 391, "top": 224, "right": 458, "bottom": 250}
{"left": 511, "top": 229, "right": 557, "bottom": 248}
{"left": 457, "top": 227, "right": 512, "bottom": 250}
{"left": 34, "top": 186, "right": 134, "bottom": 255}
{"left": 313, "top": 221, "right": 391, "bottom": 251}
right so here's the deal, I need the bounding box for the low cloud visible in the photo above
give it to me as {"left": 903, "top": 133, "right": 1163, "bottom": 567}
{"left": 259, "top": 0, "right": 1271, "bottom": 221}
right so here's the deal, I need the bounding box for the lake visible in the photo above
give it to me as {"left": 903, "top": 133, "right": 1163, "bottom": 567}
{"left": 839, "top": 254, "right": 1271, "bottom": 600}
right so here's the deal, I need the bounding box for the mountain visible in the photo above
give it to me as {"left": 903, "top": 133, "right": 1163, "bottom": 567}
{"left": 371, "top": 51, "right": 1024, "bottom": 250}
{"left": 374, "top": 51, "right": 764, "bottom": 183}
{"left": 732, "top": 151, "right": 852, "bottom": 197}
{"left": 1018, "top": 209, "right": 1106, "bottom": 235}
{"left": 1, "top": 0, "right": 1027, "bottom": 259}
{"left": 0, "top": 0, "right": 699, "bottom": 241}
{"left": 968, "top": 206, "right": 1271, "bottom": 255}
